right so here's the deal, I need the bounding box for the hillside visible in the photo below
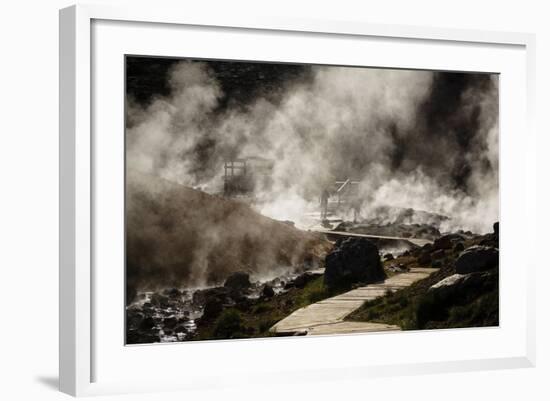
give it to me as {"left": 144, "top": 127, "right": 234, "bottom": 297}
{"left": 126, "top": 171, "right": 331, "bottom": 301}
{"left": 346, "top": 226, "right": 499, "bottom": 330}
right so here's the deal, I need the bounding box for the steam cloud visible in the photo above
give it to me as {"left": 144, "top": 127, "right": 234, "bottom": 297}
{"left": 127, "top": 60, "right": 499, "bottom": 235}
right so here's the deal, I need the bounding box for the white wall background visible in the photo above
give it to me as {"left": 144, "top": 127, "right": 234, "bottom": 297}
{"left": 0, "top": 0, "right": 547, "bottom": 400}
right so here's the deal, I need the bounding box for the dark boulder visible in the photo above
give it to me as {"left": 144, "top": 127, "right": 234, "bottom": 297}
{"left": 479, "top": 233, "right": 499, "bottom": 248}
{"left": 432, "top": 249, "right": 446, "bottom": 260}
{"left": 192, "top": 287, "right": 229, "bottom": 306}
{"left": 433, "top": 235, "right": 453, "bottom": 250}
{"left": 194, "top": 288, "right": 230, "bottom": 321}
{"left": 292, "top": 274, "right": 308, "bottom": 289}
{"left": 453, "top": 242, "right": 465, "bottom": 253}
{"left": 163, "top": 317, "right": 178, "bottom": 329}
{"left": 455, "top": 246, "right": 499, "bottom": 274}
{"left": 138, "top": 317, "right": 156, "bottom": 331}
{"left": 324, "top": 238, "right": 385, "bottom": 290}
{"left": 202, "top": 297, "right": 224, "bottom": 320}
{"left": 384, "top": 253, "right": 394, "bottom": 261}
{"left": 126, "top": 310, "right": 144, "bottom": 330}
{"left": 417, "top": 252, "right": 431, "bottom": 265}
{"left": 165, "top": 288, "right": 182, "bottom": 298}
{"left": 262, "top": 284, "right": 275, "bottom": 298}
{"left": 150, "top": 293, "right": 170, "bottom": 308}
{"left": 422, "top": 243, "right": 434, "bottom": 253}
{"left": 284, "top": 272, "right": 318, "bottom": 289}
{"left": 429, "top": 270, "right": 497, "bottom": 301}
{"left": 224, "top": 272, "right": 251, "bottom": 291}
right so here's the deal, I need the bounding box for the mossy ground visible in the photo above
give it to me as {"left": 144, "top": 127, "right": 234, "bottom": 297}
{"left": 346, "top": 264, "right": 499, "bottom": 330}
{"left": 192, "top": 275, "right": 345, "bottom": 340}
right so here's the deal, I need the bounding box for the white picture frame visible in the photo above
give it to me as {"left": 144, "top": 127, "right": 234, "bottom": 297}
{"left": 59, "top": 4, "right": 536, "bottom": 397}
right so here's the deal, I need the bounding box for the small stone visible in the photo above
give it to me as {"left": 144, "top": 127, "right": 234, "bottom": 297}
{"left": 163, "top": 317, "right": 178, "bottom": 329}
{"left": 138, "top": 317, "right": 156, "bottom": 331}
{"left": 262, "top": 284, "right": 275, "bottom": 298}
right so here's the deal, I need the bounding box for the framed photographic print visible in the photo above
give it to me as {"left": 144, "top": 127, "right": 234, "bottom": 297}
{"left": 59, "top": 4, "right": 536, "bottom": 396}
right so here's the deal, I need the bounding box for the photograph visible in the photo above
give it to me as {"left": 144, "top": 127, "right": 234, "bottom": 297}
{"left": 124, "top": 56, "right": 500, "bottom": 344}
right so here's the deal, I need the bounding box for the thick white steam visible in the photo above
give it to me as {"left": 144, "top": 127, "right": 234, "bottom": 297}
{"left": 127, "top": 61, "right": 499, "bottom": 234}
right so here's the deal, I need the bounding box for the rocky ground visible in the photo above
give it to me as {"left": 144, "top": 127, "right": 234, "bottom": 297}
{"left": 126, "top": 268, "right": 330, "bottom": 343}
{"left": 126, "top": 218, "right": 499, "bottom": 344}
{"left": 334, "top": 206, "right": 452, "bottom": 240}
{"left": 347, "top": 222, "right": 499, "bottom": 329}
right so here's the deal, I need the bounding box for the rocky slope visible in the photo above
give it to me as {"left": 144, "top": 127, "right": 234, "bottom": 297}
{"left": 126, "top": 171, "right": 331, "bottom": 301}
{"left": 347, "top": 222, "right": 499, "bottom": 329}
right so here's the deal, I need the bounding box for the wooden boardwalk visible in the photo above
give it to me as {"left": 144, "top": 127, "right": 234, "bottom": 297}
{"left": 270, "top": 267, "right": 437, "bottom": 336}
{"left": 312, "top": 229, "right": 433, "bottom": 248}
